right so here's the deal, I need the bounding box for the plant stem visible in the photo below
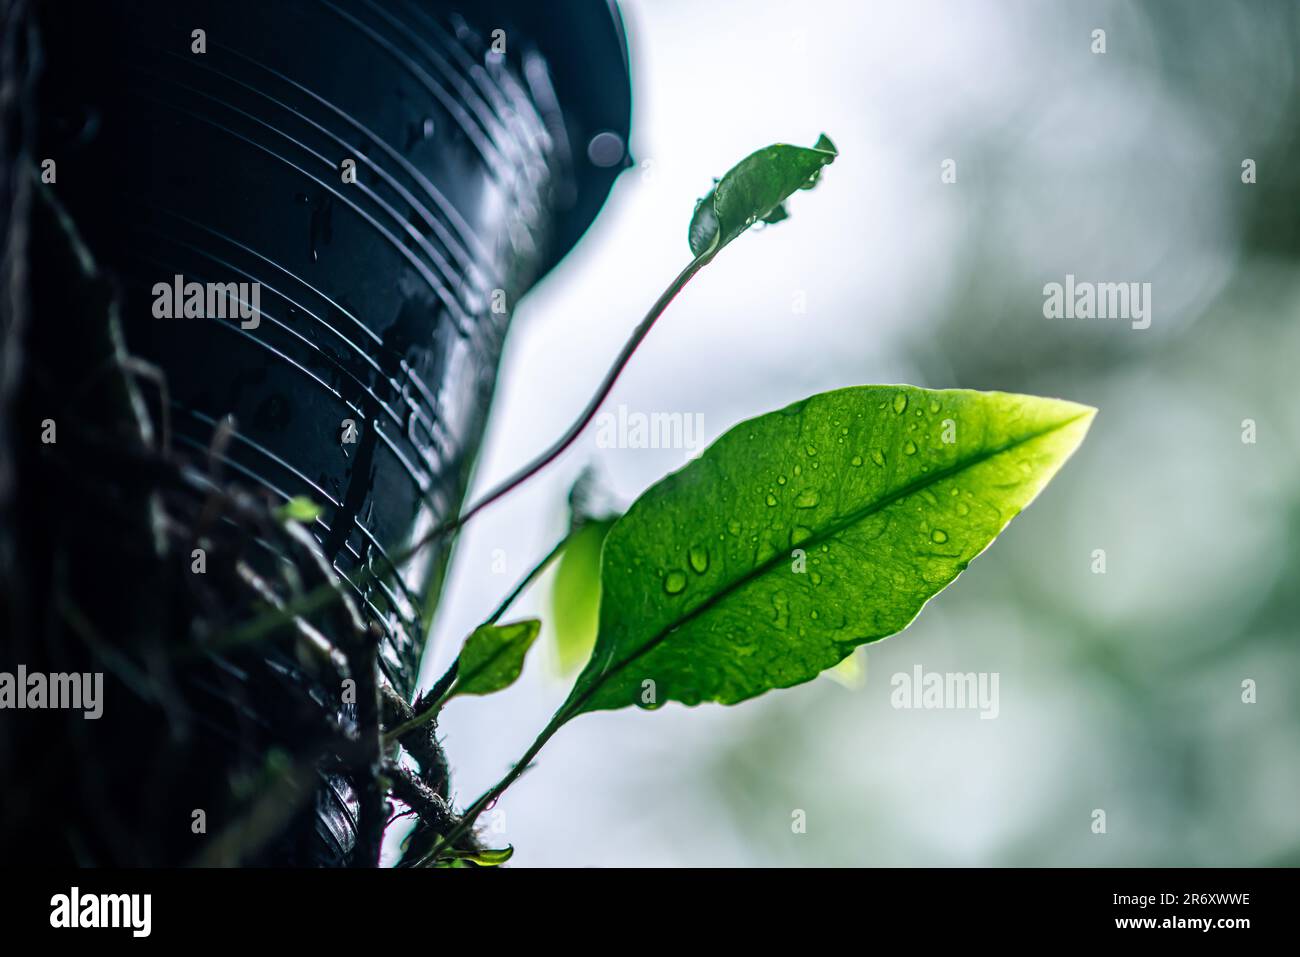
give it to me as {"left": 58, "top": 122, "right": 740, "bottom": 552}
{"left": 419, "top": 705, "right": 573, "bottom": 863}
{"left": 382, "top": 531, "right": 569, "bottom": 746}
{"left": 483, "top": 532, "right": 569, "bottom": 626}
{"left": 400, "top": 252, "right": 714, "bottom": 559}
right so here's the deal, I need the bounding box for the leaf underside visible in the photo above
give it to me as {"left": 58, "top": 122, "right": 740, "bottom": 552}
{"left": 565, "top": 386, "right": 1094, "bottom": 716}
{"left": 551, "top": 519, "right": 616, "bottom": 676}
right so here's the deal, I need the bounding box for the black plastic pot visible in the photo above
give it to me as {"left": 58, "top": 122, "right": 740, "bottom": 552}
{"left": 22, "top": 0, "right": 631, "bottom": 864}
{"left": 42, "top": 0, "right": 631, "bottom": 690}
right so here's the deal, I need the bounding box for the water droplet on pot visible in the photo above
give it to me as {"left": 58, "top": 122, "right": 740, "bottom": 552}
{"left": 587, "top": 131, "right": 626, "bottom": 168}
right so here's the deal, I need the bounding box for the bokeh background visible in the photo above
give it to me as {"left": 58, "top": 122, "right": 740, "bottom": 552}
{"left": 403, "top": 0, "right": 1300, "bottom": 866}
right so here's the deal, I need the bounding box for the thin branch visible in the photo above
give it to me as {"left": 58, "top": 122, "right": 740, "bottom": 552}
{"left": 400, "top": 253, "right": 712, "bottom": 559}
{"left": 386, "top": 762, "right": 460, "bottom": 837}
{"left": 417, "top": 707, "right": 570, "bottom": 865}
{"left": 484, "top": 532, "right": 569, "bottom": 626}
{"left": 382, "top": 529, "right": 568, "bottom": 747}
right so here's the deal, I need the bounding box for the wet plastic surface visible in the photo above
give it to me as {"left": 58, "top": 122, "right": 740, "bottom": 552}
{"left": 44, "top": 0, "right": 629, "bottom": 691}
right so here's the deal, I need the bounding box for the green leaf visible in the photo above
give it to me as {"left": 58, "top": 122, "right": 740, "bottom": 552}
{"left": 563, "top": 385, "right": 1094, "bottom": 716}
{"left": 688, "top": 134, "right": 837, "bottom": 259}
{"left": 449, "top": 620, "right": 540, "bottom": 699}
{"left": 550, "top": 518, "right": 617, "bottom": 676}
{"left": 434, "top": 845, "right": 514, "bottom": 867}
{"left": 275, "top": 495, "right": 324, "bottom": 523}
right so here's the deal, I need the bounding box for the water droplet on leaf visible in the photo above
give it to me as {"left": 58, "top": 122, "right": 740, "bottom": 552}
{"left": 772, "top": 593, "right": 790, "bottom": 628}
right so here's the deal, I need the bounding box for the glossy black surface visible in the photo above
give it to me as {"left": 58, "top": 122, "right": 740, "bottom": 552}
{"left": 24, "top": 0, "right": 631, "bottom": 864}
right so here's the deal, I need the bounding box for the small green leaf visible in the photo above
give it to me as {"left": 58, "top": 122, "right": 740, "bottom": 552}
{"left": 563, "top": 386, "right": 1094, "bottom": 716}
{"left": 434, "top": 845, "right": 514, "bottom": 867}
{"left": 449, "top": 619, "right": 540, "bottom": 698}
{"left": 275, "top": 495, "right": 324, "bottom": 523}
{"left": 551, "top": 518, "right": 617, "bottom": 676}
{"left": 688, "top": 133, "right": 837, "bottom": 259}
{"left": 466, "top": 845, "right": 513, "bottom": 866}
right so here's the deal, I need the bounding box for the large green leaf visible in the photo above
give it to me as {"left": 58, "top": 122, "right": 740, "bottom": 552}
{"left": 688, "top": 134, "right": 837, "bottom": 259}
{"left": 449, "top": 619, "right": 540, "bottom": 699}
{"left": 563, "top": 385, "right": 1094, "bottom": 716}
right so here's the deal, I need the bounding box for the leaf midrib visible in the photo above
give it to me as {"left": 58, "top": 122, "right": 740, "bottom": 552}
{"left": 568, "top": 410, "right": 1090, "bottom": 714}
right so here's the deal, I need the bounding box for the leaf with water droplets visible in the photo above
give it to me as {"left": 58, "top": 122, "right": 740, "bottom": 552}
{"left": 449, "top": 619, "right": 540, "bottom": 699}
{"left": 688, "top": 134, "right": 837, "bottom": 259}
{"left": 561, "top": 386, "right": 1094, "bottom": 715}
